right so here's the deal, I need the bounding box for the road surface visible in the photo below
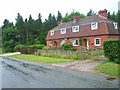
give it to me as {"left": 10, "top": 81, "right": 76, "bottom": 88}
{"left": 1, "top": 56, "right": 118, "bottom": 88}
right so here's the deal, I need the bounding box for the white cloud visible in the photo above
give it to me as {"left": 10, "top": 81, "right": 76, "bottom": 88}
{"left": 0, "top": 0, "right": 119, "bottom": 27}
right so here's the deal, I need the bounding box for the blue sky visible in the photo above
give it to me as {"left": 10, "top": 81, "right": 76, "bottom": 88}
{"left": 0, "top": 0, "right": 119, "bottom": 27}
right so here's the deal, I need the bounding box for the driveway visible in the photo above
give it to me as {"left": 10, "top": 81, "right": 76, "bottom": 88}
{"left": 1, "top": 56, "right": 118, "bottom": 88}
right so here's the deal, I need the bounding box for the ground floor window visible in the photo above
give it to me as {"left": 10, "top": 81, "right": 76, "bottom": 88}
{"left": 60, "top": 40, "right": 65, "bottom": 46}
{"left": 49, "top": 41, "right": 52, "bottom": 47}
{"left": 72, "top": 39, "right": 79, "bottom": 46}
{"left": 94, "top": 38, "right": 101, "bottom": 46}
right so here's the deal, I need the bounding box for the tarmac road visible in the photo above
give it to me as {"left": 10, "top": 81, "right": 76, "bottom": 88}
{"left": 1, "top": 56, "right": 118, "bottom": 88}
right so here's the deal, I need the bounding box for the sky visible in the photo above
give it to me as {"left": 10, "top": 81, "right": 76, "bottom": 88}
{"left": 0, "top": 0, "right": 119, "bottom": 27}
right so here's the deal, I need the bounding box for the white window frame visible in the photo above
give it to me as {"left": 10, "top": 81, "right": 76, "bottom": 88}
{"left": 49, "top": 41, "right": 52, "bottom": 47}
{"left": 60, "top": 40, "right": 65, "bottom": 46}
{"left": 91, "top": 22, "right": 98, "bottom": 30}
{"left": 72, "top": 39, "right": 79, "bottom": 46}
{"left": 51, "top": 30, "right": 54, "bottom": 36}
{"left": 113, "top": 22, "right": 118, "bottom": 29}
{"left": 72, "top": 26, "right": 79, "bottom": 32}
{"left": 94, "top": 38, "right": 101, "bottom": 46}
{"left": 60, "top": 28, "right": 66, "bottom": 34}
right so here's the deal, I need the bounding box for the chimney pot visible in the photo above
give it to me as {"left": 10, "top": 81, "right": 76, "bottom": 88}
{"left": 73, "top": 16, "right": 80, "bottom": 23}
{"left": 98, "top": 9, "right": 108, "bottom": 19}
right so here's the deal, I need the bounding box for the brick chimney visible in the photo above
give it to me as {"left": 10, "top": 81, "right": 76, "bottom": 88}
{"left": 98, "top": 9, "right": 108, "bottom": 19}
{"left": 73, "top": 16, "right": 80, "bottom": 23}
{"left": 58, "top": 20, "right": 62, "bottom": 26}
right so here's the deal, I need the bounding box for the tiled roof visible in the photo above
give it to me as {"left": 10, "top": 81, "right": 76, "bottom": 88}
{"left": 46, "top": 15, "right": 119, "bottom": 40}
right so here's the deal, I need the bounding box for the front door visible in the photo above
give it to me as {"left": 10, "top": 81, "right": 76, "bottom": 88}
{"left": 84, "top": 39, "right": 89, "bottom": 48}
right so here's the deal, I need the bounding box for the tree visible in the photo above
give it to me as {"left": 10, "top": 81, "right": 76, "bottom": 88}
{"left": 57, "top": 11, "right": 62, "bottom": 22}
{"left": 87, "top": 9, "right": 96, "bottom": 16}
{"left": 2, "top": 26, "right": 19, "bottom": 52}
{"left": 117, "top": 10, "right": 120, "bottom": 27}
{"left": 15, "top": 13, "right": 25, "bottom": 44}
{"left": 62, "top": 10, "right": 85, "bottom": 22}
{"left": 2, "top": 19, "right": 13, "bottom": 29}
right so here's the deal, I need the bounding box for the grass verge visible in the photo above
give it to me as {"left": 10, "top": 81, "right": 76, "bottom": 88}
{"left": 0, "top": 48, "right": 2, "bottom": 54}
{"left": 10, "top": 54, "right": 74, "bottom": 64}
{"left": 96, "top": 62, "right": 119, "bottom": 77}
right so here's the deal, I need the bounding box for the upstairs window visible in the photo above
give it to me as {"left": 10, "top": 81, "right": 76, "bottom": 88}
{"left": 72, "top": 26, "right": 79, "bottom": 32}
{"left": 60, "top": 28, "right": 66, "bottom": 34}
{"left": 51, "top": 30, "right": 54, "bottom": 36}
{"left": 72, "top": 39, "right": 79, "bottom": 46}
{"left": 94, "top": 38, "right": 101, "bottom": 46}
{"left": 113, "top": 22, "right": 118, "bottom": 29}
{"left": 91, "top": 22, "right": 98, "bottom": 30}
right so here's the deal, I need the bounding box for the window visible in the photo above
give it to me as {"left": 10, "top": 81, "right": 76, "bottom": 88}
{"left": 60, "top": 40, "right": 65, "bottom": 45}
{"left": 72, "top": 26, "right": 79, "bottom": 32}
{"left": 49, "top": 41, "right": 52, "bottom": 47}
{"left": 94, "top": 38, "right": 101, "bottom": 46}
{"left": 72, "top": 39, "right": 79, "bottom": 46}
{"left": 51, "top": 30, "right": 54, "bottom": 36}
{"left": 91, "top": 22, "right": 98, "bottom": 30}
{"left": 60, "top": 28, "right": 66, "bottom": 34}
{"left": 113, "top": 22, "right": 118, "bottom": 29}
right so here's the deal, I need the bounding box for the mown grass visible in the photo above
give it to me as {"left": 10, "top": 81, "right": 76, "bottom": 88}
{"left": 10, "top": 54, "right": 74, "bottom": 64}
{"left": 96, "top": 62, "right": 119, "bottom": 77}
{"left": 0, "top": 48, "right": 2, "bottom": 54}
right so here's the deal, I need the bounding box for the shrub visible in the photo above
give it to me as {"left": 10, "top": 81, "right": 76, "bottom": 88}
{"left": 14, "top": 44, "right": 45, "bottom": 54}
{"left": 62, "top": 42, "right": 76, "bottom": 51}
{"left": 104, "top": 39, "right": 120, "bottom": 64}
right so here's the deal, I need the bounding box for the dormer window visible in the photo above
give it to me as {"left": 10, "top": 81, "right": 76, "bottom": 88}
{"left": 113, "top": 22, "right": 118, "bottom": 29}
{"left": 72, "top": 26, "right": 79, "bottom": 32}
{"left": 60, "top": 28, "right": 66, "bottom": 34}
{"left": 51, "top": 30, "right": 54, "bottom": 36}
{"left": 91, "top": 22, "right": 98, "bottom": 30}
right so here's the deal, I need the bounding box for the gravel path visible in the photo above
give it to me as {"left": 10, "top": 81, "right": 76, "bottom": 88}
{"left": 52, "top": 57, "right": 107, "bottom": 73}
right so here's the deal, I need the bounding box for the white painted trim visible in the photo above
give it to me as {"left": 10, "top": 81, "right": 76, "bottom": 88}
{"left": 94, "top": 38, "right": 101, "bottom": 46}
{"left": 72, "top": 26, "right": 79, "bottom": 32}
{"left": 72, "top": 39, "right": 79, "bottom": 46}
{"left": 51, "top": 30, "right": 54, "bottom": 36}
{"left": 91, "top": 22, "right": 98, "bottom": 30}
{"left": 60, "top": 28, "right": 66, "bottom": 34}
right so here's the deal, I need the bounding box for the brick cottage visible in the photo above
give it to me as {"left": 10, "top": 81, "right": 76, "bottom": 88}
{"left": 46, "top": 9, "right": 120, "bottom": 50}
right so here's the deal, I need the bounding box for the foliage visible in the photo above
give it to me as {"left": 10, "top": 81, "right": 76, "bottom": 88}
{"left": 62, "top": 10, "right": 85, "bottom": 22}
{"left": 14, "top": 44, "right": 45, "bottom": 54}
{"left": 61, "top": 42, "right": 76, "bottom": 51}
{"left": 2, "top": 26, "right": 19, "bottom": 52}
{"left": 107, "top": 11, "right": 118, "bottom": 22}
{"left": 87, "top": 9, "right": 96, "bottom": 16}
{"left": 103, "top": 39, "right": 120, "bottom": 64}
{"left": 96, "top": 62, "right": 119, "bottom": 77}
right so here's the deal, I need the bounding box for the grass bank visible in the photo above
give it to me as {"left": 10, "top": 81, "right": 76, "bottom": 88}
{"left": 96, "top": 62, "right": 119, "bottom": 77}
{"left": 10, "top": 54, "right": 74, "bottom": 64}
{"left": 0, "top": 48, "right": 2, "bottom": 54}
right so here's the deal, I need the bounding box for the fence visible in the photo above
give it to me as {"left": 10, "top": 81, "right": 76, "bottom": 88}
{"left": 35, "top": 49, "right": 104, "bottom": 60}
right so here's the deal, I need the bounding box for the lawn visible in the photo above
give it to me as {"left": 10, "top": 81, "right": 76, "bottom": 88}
{"left": 10, "top": 54, "right": 74, "bottom": 64}
{"left": 0, "top": 48, "right": 2, "bottom": 54}
{"left": 96, "top": 62, "right": 119, "bottom": 77}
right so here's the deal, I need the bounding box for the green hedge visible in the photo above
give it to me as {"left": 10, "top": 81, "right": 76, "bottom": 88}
{"left": 61, "top": 42, "right": 76, "bottom": 51}
{"left": 14, "top": 44, "right": 45, "bottom": 54}
{"left": 103, "top": 39, "right": 120, "bottom": 64}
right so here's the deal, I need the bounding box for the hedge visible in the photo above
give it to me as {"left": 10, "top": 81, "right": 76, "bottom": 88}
{"left": 103, "top": 39, "right": 120, "bottom": 64}
{"left": 61, "top": 42, "right": 76, "bottom": 51}
{"left": 14, "top": 44, "right": 45, "bottom": 54}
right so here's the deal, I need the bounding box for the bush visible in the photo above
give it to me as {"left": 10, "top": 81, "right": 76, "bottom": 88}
{"left": 61, "top": 42, "right": 76, "bottom": 51}
{"left": 14, "top": 44, "right": 45, "bottom": 54}
{"left": 104, "top": 39, "right": 120, "bottom": 64}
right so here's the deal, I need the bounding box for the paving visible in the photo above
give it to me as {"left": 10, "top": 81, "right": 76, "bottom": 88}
{"left": 1, "top": 56, "right": 118, "bottom": 88}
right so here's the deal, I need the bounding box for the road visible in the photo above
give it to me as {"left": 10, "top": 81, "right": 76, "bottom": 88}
{"left": 1, "top": 56, "right": 118, "bottom": 88}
